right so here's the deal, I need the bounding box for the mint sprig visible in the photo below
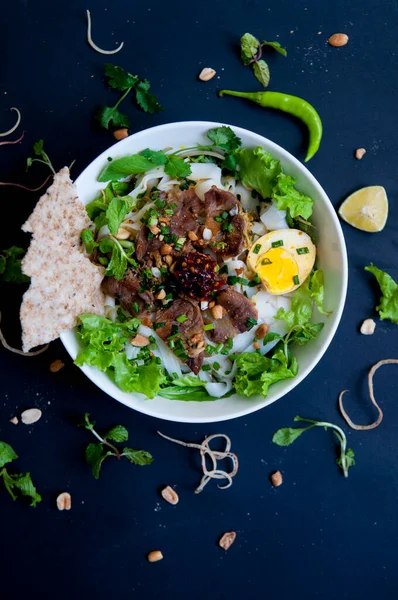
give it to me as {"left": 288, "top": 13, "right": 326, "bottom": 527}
{"left": 0, "top": 441, "right": 42, "bottom": 506}
{"left": 81, "top": 413, "right": 153, "bottom": 479}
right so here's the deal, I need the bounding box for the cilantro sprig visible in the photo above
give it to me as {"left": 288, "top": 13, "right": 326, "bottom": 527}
{"left": 81, "top": 413, "right": 153, "bottom": 479}
{"left": 240, "top": 32, "right": 287, "bottom": 87}
{"left": 0, "top": 246, "right": 29, "bottom": 284}
{"left": 273, "top": 416, "right": 355, "bottom": 478}
{"left": 98, "top": 64, "right": 163, "bottom": 130}
{"left": 0, "top": 441, "right": 41, "bottom": 506}
{"left": 26, "top": 139, "right": 56, "bottom": 175}
{"left": 98, "top": 126, "right": 242, "bottom": 182}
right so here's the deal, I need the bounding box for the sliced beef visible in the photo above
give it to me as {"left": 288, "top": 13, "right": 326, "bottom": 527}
{"left": 187, "top": 354, "right": 204, "bottom": 374}
{"left": 154, "top": 298, "right": 205, "bottom": 374}
{"left": 217, "top": 287, "right": 258, "bottom": 333}
{"left": 168, "top": 188, "right": 202, "bottom": 237}
{"left": 201, "top": 187, "right": 246, "bottom": 259}
{"left": 135, "top": 226, "right": 163, "bottom": 262}
{"left": 101, "top": 270, "right": 154, "bottom": 317}
{"left": 202, "top": 309, "right": 239, "bottom": 344}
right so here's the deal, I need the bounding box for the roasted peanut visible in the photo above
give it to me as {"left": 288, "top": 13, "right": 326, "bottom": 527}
{"left": 113, "top": 128, "right": 129, "bottom": 140}
{"left": 328, "top": 33, "right": 349, "bottom": 47}
{"left": 161, "top": 486, "right": 179, "bottom": 505}
{"left": 219, "top": 531, "right": 236, "bottom": 550}
{"left": 270, "top": 471, "right": 283, "bottom": 487}
{"left": 147, "top": 550, "right": 163, "bottom": 563}
{"left": 198, "top": 67, "right": 216, "bottom": 81}
{"left": 56, "top": 492, "right": 72, "bottom": 510}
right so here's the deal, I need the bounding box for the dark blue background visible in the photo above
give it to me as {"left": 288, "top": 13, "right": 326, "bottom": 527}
{"left": 1, "top": 1, "right": 397, "bottom": 598}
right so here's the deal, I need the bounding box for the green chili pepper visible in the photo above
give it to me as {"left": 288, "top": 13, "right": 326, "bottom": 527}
{"left": 219, "top": 89, "right": 323, "bottom": 162}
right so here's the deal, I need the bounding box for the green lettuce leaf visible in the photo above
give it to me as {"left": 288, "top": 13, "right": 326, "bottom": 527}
{"left": 112, "top": 353, "right": 166, "bottom": 398}
{"left": 0, "top": 442, "right": 18, "bottom": 468}
{"left": 236, "top": 146, "right": 281, "bottom": 199}
{"left": 309, "top": 269, "right": 331, "bottom": 315}
{"left": 276, "top": 278, "right": 313, "bottom": 328}
{"left": 234, "top": 351, "right": 298, "bottom": 397}
{"left": 272, "top": 172, "right": 313, "bottom": 219}
{"left": 365, "top": 264, "right": 398, "bottom": 323}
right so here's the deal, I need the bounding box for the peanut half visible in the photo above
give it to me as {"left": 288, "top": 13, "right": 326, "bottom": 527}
{"left": 56, "top": 492, "right": 72, "bottom": 511}
{"left": 270, "top": 470, "right": 283, "bottom": 487}
{"left": 147, "top": 550, "right": 163, "bottom": 563}
{"left": 219, "top": 531, "right": 236, "bottom": 551}
{"left": 328, "top": 33, "right": 349, "bottom": 47}
{"left": 355, "top": 148, "right": 366, "bottom": 160}
{"left": 161, "top": 486, "right": 179, "bottom": 505}
{"left": 21, "top": 408, "right": 42, "bottom": 425}
{"left": 50, "top": 359, "right": 65, "bottom": 373}
{"left": 198, "top": 67, "right": 216, "bottom": 81}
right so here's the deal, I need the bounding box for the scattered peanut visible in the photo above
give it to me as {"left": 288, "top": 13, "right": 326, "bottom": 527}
{"left": 160, "top": 243, "right": 173, "bottom": 255}
{"left": 50, "top": 359, "right": 65, "bottom": 373}
{"left": 235, "top": 267, "right": 244, "bottom": 276}
{"left": 147, "top": 550, "right": 163, "bottom": 563}
{"left": 255, "top": 323, "right": 269, "bottom": 340}
{"left": 115, "top": 227, "right": 131, "bottom": 240}
{"left": 56, "top": 492, "right": 72, "bottom": 511}
{"left": 188, "top": 231, "right": 199, "bottom": 241}
{"left": 21, "top": 408, "right": 42, "bottom": 425}
{"left": 198, "top": 67, "right": 216, "bottom": 82}
{"left": 208, "top": 301, "right": 215, "bottom": 309}
{"left": 253, "top": 341, "right": 260, "bottom": 350}
{"left": 355, "top": 148, "right": 366, "bottom": 160}
{"left": 9, "top": 416, "right": 18, "bottom": 425}
{"left": 211, "top": 304, "right": 224, "bottom": 320}
{"left": 131, "top": 334, "right": 150, "bottom": 347}
{"left": 155, "top": 289, "right": 166, "bottom": 300}
{"left": 219, "top": 531, "right": 236, "bottom": 550}
{"left": 270, "top": 470, "right": 283, "bottom": 487}
{"left": 360, "top": 318, "right": 376, "bottom": 335}
{"left": 164, "top": 255, "right": 173, "bottom": 266}
{"left": 161, "top": 486, "right": 179, "bottom": 505}
{"left": 141, "top": 317, "right": 152, "bottom": 327}
{"left": 113, "top": 128, "right": 129, "bottom": 140}
{"left": 328, "top": 33, "right": 349, "bottom": 47}
{"left": 190, "top": 333, "right": 202, "bottom": 345}
{"left": 149, "top": 225, "right": 160, "bottom": 235}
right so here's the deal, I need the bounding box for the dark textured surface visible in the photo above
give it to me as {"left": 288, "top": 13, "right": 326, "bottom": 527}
{"left": 1, "top": 1, "right": 398, "bottom": 598}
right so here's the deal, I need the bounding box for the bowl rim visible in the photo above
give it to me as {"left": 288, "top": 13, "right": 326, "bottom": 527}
{"left": 61, "top": 120, "right": 348, "bottom": 423}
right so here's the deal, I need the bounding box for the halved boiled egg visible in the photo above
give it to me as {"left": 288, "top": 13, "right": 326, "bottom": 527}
{"left": 247, "top": 229, "right": 316, "bottom": 295}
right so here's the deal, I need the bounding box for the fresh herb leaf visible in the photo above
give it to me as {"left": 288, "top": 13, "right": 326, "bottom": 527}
{"left": 26, "top": 139, "right": 56, "bottom": 175}
{"left": 80, "top": 413, "right": 153, "bottom": 479}
{"left": 273, "top": 416, "right": 355, "bottom": 478}
{"left": 207, "top": 126, "right": 242, "bottom": 153}
{"left": 81, "top": 229, "right": 98, "bottom": 254}
{"left": 134, "top": 79, "right": 163, "bottom": 114}
{"left": 0, "top": 441, "right": 18, "bottom": 468}
{"left": 106, "top": 198, "right": 129, "bottom": 235}
{"left": 164, "top": 156, "right": 192, "bottom": 179}
{"left": 253, "top": 60, "right": 270, "bottom": 87}
{"left": 262, "top": 40, "right": 287, "bottom": 56}
{"left": 103, "top": 425, "right": 129, "bottom": 443}
{"left": 240, "top": 33, "right": 260, "bottom": 65}
{"left": 140, "top": 148, "right": 168, "bottom": 164}
{"left": 121, "top": 448, "right": 154, "bottom": 465}
{"left": 97, "top": 105, "right": 130, "bottom": 130}
{"left": 0, "top": 246, "right": 30, "bottom": 284}
{"left": 365, "top": 264, "right": 398, "bottom": 324}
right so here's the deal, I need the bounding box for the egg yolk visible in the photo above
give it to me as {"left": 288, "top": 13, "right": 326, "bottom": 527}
{"left": 256, "top": 247, "right": 299, "bottom": 294}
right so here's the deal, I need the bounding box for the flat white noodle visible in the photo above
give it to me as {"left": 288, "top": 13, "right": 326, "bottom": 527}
{"left": 260, "top": 203, "right": 288, "bottom": 230}
{"left": 252, "top": 221, "right": 267, "bottom": 236}
{"left": 124, "top": 344, "right": 141, "bottom": 360}
{"left": 128, "top": 168, "right": 165, "bottom": 202}
{"left": 138, "top": 324, "right": 182, "bottom": 378}
{"left": 205, "top": 381, "right": 233, "bottom": 397}
{"left": 235, "top": 183, "right": 257, "bottom": 214}
{"left": 221, "top": 176, "right": 236, "bottom": 193}
{"left": 126, "top": 201, "right": 156, "bottom": 229}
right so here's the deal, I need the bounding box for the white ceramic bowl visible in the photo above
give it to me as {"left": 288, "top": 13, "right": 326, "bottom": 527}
{"left": 61, "top": 121, "right": 348, "bottom": 423}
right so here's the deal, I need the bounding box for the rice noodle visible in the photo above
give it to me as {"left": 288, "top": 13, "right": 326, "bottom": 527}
{"left": 86, "top": 10, "right": 124, "bottom": 55}
{"left": 0, "top": 108, "right": 21, "bottom": 137}
{"left": 157, "top": 431, "right": 239, "bottom": 493}
{"left": 338, "top": 359, "right": 398, "bottom": 430}
{"left": 138, "top": 324, "right": 182, "bottom": 378}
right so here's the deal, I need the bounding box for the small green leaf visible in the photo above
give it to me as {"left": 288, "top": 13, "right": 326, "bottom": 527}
{"left": 207, "top": 126, "right": 242, "bottom": 152}
{"left": 104, "top": 425, "right": 129, "bottom": 443}
{"left": 0, "top": 442, "right": 18, "bottom": 468}
{"left": 0, "top": 468, "right": 41, "bottom": 506}
{"left": 81, "top": 229, "right": 98, "bottom": 254}
{"left": 0, "top": 246, "right": 30, "bottom": 284}
{"left": 134, "top": 80, "right": 163, "bottom": 114}
{"left": 140, "top": 148, "right": 168, "bottom": 165}
{"left": 262, "top": 332, "right": 283, "bottom": 345}
{"left": 262, "top": 40, "right": 287, "bottom": 56}
{"left": 240, "top": 32, "right": 260, "bottom": 65}
{"left": 97, "top": 105, "right": 130, "bottom": 130}
{"left": 106, "top": 198, "right": 129, "bottom": 235}
{"left": 85, "top": 443, "right": 103, "bottom": 466}
{"left": 81, "top": 413, "right": 95, "bottom": 431}
{"left": 365, "top": 264, "right": 398, "bottom": 324}
{"left": 33, "top": 139, "right": 44, "bottom": 155}
{"left": 272, "top": 426, "right": 312, "bottom": 446}
{"left": 92, "top": 451, "right": 114, "bottom": 480}
{"left": 104, "top": 64, "right": 138, "bottom": 91}
{"left": 252, "top": 60, "right": 270, "bottom": 87}
{"left": 122, "top": 448, "right": 153, "bottom": 466}
{"left": 164, "top": 156, "right": 192, "bottom": 179}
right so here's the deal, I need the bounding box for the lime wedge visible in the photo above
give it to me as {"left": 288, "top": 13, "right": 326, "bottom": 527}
{"left": 339, "top": 186, "right": 388, "bottom": 232}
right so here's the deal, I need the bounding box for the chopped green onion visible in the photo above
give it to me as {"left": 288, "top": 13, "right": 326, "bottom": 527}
{"left": 293, "top": 275, "right": 300, "bottom": 285}
{"left": 154, "top": 321, "right": 166, "bottom": 330}
{"left": 249, "top": 273, "right": 261, "bottom": 287}
{"left": 228, "top": 275, "right": 249, "bottom": 286}
{"left": 172, "top": 372, "right": 179, "bottom": 379}
{"left": 214, "top": 216, "right": 223, "bottom": 223}
{"left": 246, "top": 317, "right": 258, "bottom": 330}
{"left": 222, "top": 222, "right": 233, "bottom": 233}
{"left": 201, "top": 364, "right": 211, "bottom": 372}
{"left": 296, "top": 247, "right": 309, "bottom": 255}
{"left": 149, "top": 336, "right": 156, "bottom": 343}
{"left": 154, "top": 198, "right": 165, "bottom": 210}
{"left": 215, "top": 343, "right": 224, "bottom": 353}
{"left": 165, "top": 293, "right": 173, "bottom": 301}
{"left": 132, "top": 302, "right": 139, "bottom": 314}
{"left": 261, "top": 258, "right": 272, "bottom": 265}
{"left": 212, "top": 361, "right": 221, "bottom": 371}
{"left": 169, "top": 340, "right": 175, "bottom": 349}
{"left": 221, "top": 211, "right": 229, "bottom": 219}
{"left": 148, "top": 216, "right": 158, "bottom": 227}
{"left": 206, "top": 345, "right": 216, "bottom": 355}
{"left": 271, "top": 240, "right": 283, "bottom": 248}
{"left": 218, "top": 265, "right": 228, "bottom": 275}
{"left": 221, "top": 338, "right": 233, "bottom": 355}
{"left": 99, "top": 257, "right": 109, "bottom": 266}
{"left": 204, "top": 323, "right": 215, "bottom": 331}
{"left": 176, "top": 314, "right": 188, "bottom": 323}
{"left": 137, "top": 191, "right": 146, "bottom": 199}
{"left": 253, "top": 244, "right": 261, "bottom": 254}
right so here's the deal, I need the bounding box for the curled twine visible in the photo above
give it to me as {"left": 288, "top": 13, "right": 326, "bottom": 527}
{"left": 0, "top": 131, "right": 24, "bottom": 146}
{"left": 0, "top": 174, "right": 52, "bottom": 192}
{"left": 338, "top": 359, "right": 398, "bottom": 430}
{"left": 157, "top": 431, "right": 239, "bottom": 494}
{"left": 86, "top": 10, "right": 124, "bottom": 55}
{"left": 0, "top": 108, "right": 21, "bottom": 137}
{"left": 0, "top": 311, "right": 49, "bottom": 356}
